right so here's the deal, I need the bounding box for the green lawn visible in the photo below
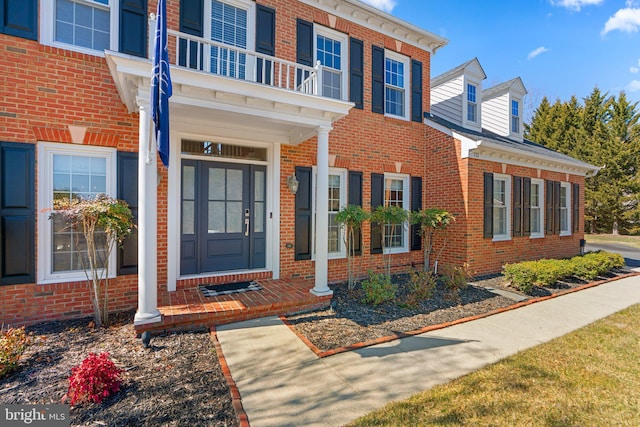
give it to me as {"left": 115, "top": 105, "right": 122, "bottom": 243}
{"left": 586, "top": 233, "right": 640, "bottom": 249}
{"left": 348, "top": 304, "right": 640, "bottom": 427}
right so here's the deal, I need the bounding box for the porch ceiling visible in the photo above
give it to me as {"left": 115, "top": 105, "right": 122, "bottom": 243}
{"left": 105, "top": 51, "right": 354, "bottom": 145}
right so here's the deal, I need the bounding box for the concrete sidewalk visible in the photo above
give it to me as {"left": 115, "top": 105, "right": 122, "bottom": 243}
{"left": 216, "top": 274, "right": 640, "bottom": 427}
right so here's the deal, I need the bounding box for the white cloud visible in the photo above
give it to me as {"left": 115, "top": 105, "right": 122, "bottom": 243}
{"left": 601, "top": 8, "right": 640, "bottom": 35}
{"left": 631, "top": 66, "right": 640, "bottom": 73}
{"left": 359, "top": 0, "right": 397, "bottom": 13}
{"left": 627, "top": 0, "right": 640, "bottom": 8}
{"left": 626, "top": 80, "right": 640, "bottom": 92}
{"left": 528, "top": 46, "right": 550, "bottom": 60}
{"left": 550, "top": 0, "right": 603, "bottom": 11}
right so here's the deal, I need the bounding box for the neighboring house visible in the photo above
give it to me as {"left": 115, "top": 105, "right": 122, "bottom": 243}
{"left": 0, "top": 0, "right": 596, "bottom": 327}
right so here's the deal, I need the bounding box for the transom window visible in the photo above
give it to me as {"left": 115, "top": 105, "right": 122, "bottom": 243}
{"left": 467, "top": 83, "right": 477, "bottom": 122}
{"left": 492, "top": 174, "right": 511, "bottom": 240}
{"left": 315, "top": 26, "right": 348, "bottom": 101}
{"left": 530, "top": 178, "right": 544, "bottom": 238}
{"left": 384, "top": 173, "right": 409, "bottom": 253}
{"left": 511, "top": 99, "right": 520, "bottom": 133}
{"left": 210, "top": 0, "right": 248, "bottom": 78}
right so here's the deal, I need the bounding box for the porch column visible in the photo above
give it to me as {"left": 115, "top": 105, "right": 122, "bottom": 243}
{"left": 311, "top": 127, "right": 333, "bottom": 296}
{"left": 134, "top": 99, "right": 162, "bottom": 325}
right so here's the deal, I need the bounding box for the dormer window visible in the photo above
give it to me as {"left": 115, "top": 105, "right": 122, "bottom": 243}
{"left": 467, "top": 83, "right": 477, "bottom": 122}
{"left": 511, "top": 99, "right": 520, "bottom": 133}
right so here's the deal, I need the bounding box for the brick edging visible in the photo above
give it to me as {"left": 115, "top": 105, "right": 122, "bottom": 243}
{"left": 209, "top": 327, "right": 250, "bottom": 427}
{"left": 282, "top": 271, "right": 640, "bottom": 358}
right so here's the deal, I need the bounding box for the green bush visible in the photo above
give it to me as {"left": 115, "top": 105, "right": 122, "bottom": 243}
{"left": 361, "top": 271, "right": 396, "bottom": 305}
{"left": 502, "top": 262, "right": 537, "bottom": 292}
{"left": 0, "top": 326, "right": 30, "bottom": 379}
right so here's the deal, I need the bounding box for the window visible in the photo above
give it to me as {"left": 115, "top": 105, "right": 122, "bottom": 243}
{"left": 384, "top": 173, "right": 409, "bottom": 253}
{"left": 38, "top": 143, "right": 116, "bottom": 283}
{"left": 467, "top": 83, "right": 477, "bottom": 122}
{"left": 42, "top": 0, "right": 117, "bottom": 55}
{"left": 315, "top": 27, "right": 348, "bottom": 100}
{"left": 384, "top": 51, "right": 410, "bottom": 119}
{"left": 511, "top": 99, "right": 520, "bottom": 134}
{"left": 530, "top": 178, "right": 544, "bottom": 238}
{"left": 493, "top": 174, "right": 511, "bottom": 240}
{"left": 210, "top": 0, "right": 252, "bottom": 78}
{"left": 312, "top": 168, "right": 347, "bottom": 259}
{"left": 560, "top": 182, "right": 571, "bottom": 235}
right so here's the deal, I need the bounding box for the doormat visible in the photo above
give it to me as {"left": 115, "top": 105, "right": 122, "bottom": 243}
{"left": 199, "top": 281, "right": 262, "bottom": 297}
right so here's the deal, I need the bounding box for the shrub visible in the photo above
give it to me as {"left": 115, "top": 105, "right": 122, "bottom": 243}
{"left": 361, "top": 271, "right": 396, "bottom": 306}
{"left": 502, "top": 262, "right": 537, "bottom": 292}
{"left": 0, "top": 326, "right": 30, "bottom": 379}
{"left": 440, "top": 263, "right": 472, "bottom": 302}
{"left": 532, "top": 259, "right": 573, "bottom": 286}
{"left": 406, "top": 269, "right": 437, "bottom": 306}
{"left": 66, "top": 352, "right": 123, "bottom": 405}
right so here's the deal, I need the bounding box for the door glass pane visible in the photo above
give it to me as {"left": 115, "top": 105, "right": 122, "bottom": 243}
{"left": 182, "top": 201, "right": 195, "bottom": 234}
{"left": 183, "top": 165, "right": 195, "bottom": 199}
{"left": 254, "top": 170, "right": 265, "bottom": 202}
{"left": 226, "top": 169, "right": 243, "bottom": 200}
{"left": 254, "top": 201, "right": 264, "bottom": 233}
{"left": 209, "top": 168, "right": 225, "bottom": 200}
{"left": 226, "top": 202, "right": 242, "bottom": 233}
{"left": 208, "top": 201, "right": 225, "bottom": 233}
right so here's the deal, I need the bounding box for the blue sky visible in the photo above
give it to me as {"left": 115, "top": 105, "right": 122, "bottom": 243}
{"left": 361, "top": 0, "right": 640, "bottom": 117}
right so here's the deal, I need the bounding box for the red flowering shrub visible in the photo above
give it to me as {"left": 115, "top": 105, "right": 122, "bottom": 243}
{"left": 66, "top": 352, "right": 123, "bottom": 405}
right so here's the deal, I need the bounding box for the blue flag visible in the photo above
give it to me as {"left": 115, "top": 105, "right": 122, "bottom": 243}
{"left": 151, "top": 0, "right": 172, "bottom": 168}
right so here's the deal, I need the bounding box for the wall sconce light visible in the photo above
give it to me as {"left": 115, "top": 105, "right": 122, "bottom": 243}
{"left": 287, "top": 174, "right": 299, "bottom": 194}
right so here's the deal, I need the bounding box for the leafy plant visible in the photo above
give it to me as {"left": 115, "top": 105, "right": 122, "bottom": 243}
{"left": 411, "top": 208, "right": 455, "bottom": 272}
{"left": 0, "top": 326, "right": 30, "bottom": 379}
{"left": 52, "top": 196, "right": 134, "bottom": 327}
{"left": 440, "top": 263, "right": 472, "bottom": 302}
{"left": 66, "top": 352, "right": 123, "bottom": 405}
{"left": 335, "top": 205, "right": 370, "bottom": 290}
{"left": 406, "top": 268, "right": 437, "bottom": 306}
{"left": 371, "top": 205, "right": 409, "bottom": 278}
{"left": 361, "top": 271, "right": 396, "bottom": 306}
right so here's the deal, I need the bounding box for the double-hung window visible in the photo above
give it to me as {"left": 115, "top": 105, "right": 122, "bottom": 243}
{"left": 210, "top": 0, "right": 256, "bottom": 79}
{"left": 560, "top": 182, "right": 571, "bottom": 235}
{"left": 530, "top": 178, "right": 544, "bottom": 238}
{"left": 384, "top": 173, "right": 409, "bottom": 253}
{"left": 42, "top": 0, "right": 117, "bottom": 55}
{"left": 315, "top": 27, "right": 348, "bottom": 100}
{"left": 467, "top": 83, "right": 477, "bottom": 123}
{"left": 511, "top": 99, "right": 520, "bottom": 134}
{"left": 38, "top": 143, "right": 117, "bottom": 283}
{"left": 492, "top": 174, "right": 511, "bottom": 240}
{"left": 313, "top": 168, "right": 347, "bottom": 259}
{"left": 384, "top": 51, "right": 410, "bottom": 119}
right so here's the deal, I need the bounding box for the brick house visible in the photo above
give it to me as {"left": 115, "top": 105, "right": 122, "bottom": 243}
{"left": 0, "top": 0, "right": 597, "bottom": 327}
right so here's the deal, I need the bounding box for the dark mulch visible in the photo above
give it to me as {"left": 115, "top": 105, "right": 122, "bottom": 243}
{"left": 0, "top": 311, "right": 237, "bottom": 427}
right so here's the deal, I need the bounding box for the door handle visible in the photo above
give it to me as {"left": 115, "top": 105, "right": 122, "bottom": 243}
{"left": 244, "top": 218, "right": 250, "bottom": 236}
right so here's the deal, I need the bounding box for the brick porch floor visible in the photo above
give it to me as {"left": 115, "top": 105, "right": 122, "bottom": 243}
{"left": 134, "top": 278, "right": 332, "bottom": 334}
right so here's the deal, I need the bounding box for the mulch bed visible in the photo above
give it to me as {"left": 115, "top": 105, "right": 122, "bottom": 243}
{"left": 0, "top": 311, "right": 237, "bottom": 427}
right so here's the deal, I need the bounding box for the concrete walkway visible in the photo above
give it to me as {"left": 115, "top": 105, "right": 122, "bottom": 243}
{"left": 216, "top": 274, "right": 640, "bottom": 427}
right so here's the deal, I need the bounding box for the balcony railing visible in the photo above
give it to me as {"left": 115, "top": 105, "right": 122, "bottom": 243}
{"left": 149, "top": 18, "right": 321, "bottom": 96}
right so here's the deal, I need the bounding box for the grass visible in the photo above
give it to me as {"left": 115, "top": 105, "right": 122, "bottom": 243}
{"left": 348, "top": 304, "right": 640, "bottom": 427}
{"left": 586, "top": 233, "right": 640, "bottom": 249}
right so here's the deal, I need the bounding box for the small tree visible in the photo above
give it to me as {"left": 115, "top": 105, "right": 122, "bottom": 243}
{"left": 335, "top": 205, "right": 370, "bottom": 290}
{"left": 52, "top": 196, "right": 134, "bottom": 327}
{"left": 411, "top": 208, "right": 455, "bottom": 272}
{"left": 371, "top": 205, "right": 409, "bottom": 278}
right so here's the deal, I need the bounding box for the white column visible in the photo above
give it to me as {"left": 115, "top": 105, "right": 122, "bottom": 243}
{"left": 134, "top": 100, "right": 162, "bottom": 325}
{"left": 311, "top": 127, "right": 333, "bottom": 296}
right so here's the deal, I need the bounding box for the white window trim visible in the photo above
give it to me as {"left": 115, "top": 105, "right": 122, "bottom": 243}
{"left": 384, "top": 49, "right": 410, "bottom": 121}
{"left": 530, "top": 178, "right": 545, "bottom": 239}
{"left": 314, "top": 25, "right": 349, "bottom": 101}
{"left": 492, "top": 173, "right": 511, "bottom": 242}
{"left": 383, "top": 172, "right": 410, "bottom": 254}
{"left": 37, "top": 142, "right": 118, "bottom": 284}
{"left": 312, "top": 167, "right": 348, "bottom": 260}
{"left": 560, "top": 181, "right": 572, "bottom": 236}
{"left": 510, "top": 96, "right": 522, "bottom": 138}
{"left": 41, "top": 0, "right": 120, "bottom": 57}
{"left": 463, "top": 79, "right": 481, "bottom": 128}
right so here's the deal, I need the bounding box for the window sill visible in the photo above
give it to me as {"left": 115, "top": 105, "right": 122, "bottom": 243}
{"left": 530, "top": 233, "right": 545, "bottom": 239}
{"left": 41, "top": 40, "right": 106, "bottom": 58}
{"left": 384, "top": 113, "right": 409, "bottom": 122}
{"left": 492, "top": 235, "right": 511, "bottom": 242}
{"left": 560, "top": 232, "right": 572, "bottom": 237}
{"left": 383, "top": 247, "right": 409, "bottom": 255}
{"left": 38, "top": 272, "right": 114, "bottom": 285}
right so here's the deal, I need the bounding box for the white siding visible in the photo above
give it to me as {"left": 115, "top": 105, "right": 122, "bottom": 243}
{"left": 481, "top": 93, "right": 509, "bottom": 136}
{"left": 431, "top": 75, "right": 463, "bottom": 125}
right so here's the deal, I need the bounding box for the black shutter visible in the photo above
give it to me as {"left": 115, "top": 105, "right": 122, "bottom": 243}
{"left": 553, "top": 181, "right": 561, "bottom": 235}
{"left": 349, "top": 37, "right": 364, "bottom": 109}
{"left": 296, "top": 19, "right": 313, "bottom": 66}
{"left": 117, "top": 152, "right": 138, "bottom": 275}
{"left": 371, "top": 45, "right": 385, "bottom": 114}
{"left": 120, "top": 0, "right": 148, "bottom": 57}
{"left": 348, "top": 171, "right": 363, "bottom": 256}
{"left": 410, "top": 176, "right": 422, "bottom": 251}
{"left": 256, "top": 4, "right": 275, "bottom": 85}
{"left": 572, "top": 183, "right": 580, "bottom": 233}
{"left": 523, "top": 177, "right": 531, "bottom": 236}
{"left": 546, "top": 180, "right": 554, "bottom": 234}
{"left": 0, "top": 142, "right": 35, "bottom": 285}
{"left": 179, "top": 0, "right": 204, "bottom": 69}
{"left": 483, "top": 172, "right": 493, "bottom": 238}
{"left": 513, "top": 176, "right": 522, "bottom": 237}
{"left": 411, "top": 59, "right": 423, "bottom": 123}
{"left": 370, "top": 173, "right": 384, "bottom": 254}
{"left": 294, "top": 167, "right": 313, "bottom": 260}
{"left": 0, "top": 0, "right": 37, "bottom": 40}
